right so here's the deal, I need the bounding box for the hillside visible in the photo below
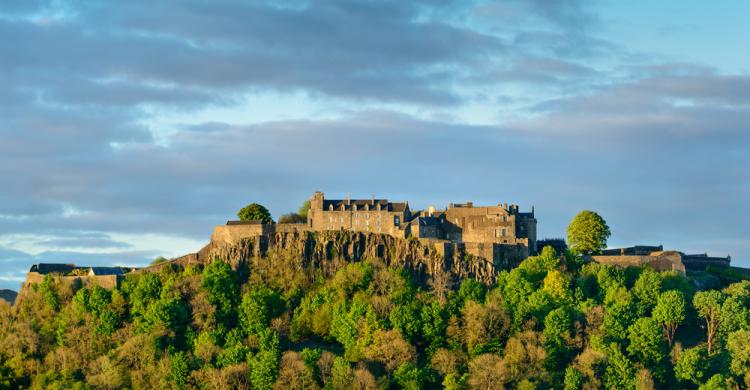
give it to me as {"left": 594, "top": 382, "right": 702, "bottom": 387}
{"left": 1, "top": 239, "right": 749, "bottom": 389}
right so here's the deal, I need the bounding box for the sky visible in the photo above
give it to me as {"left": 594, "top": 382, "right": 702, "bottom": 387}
{"left": 1, "top": 0, "right": 748, "bottom": 290}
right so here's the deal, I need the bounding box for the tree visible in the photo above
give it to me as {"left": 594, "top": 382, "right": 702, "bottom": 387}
{"left": 566, "top": 210, "right": 611, "bottom": 255}
{"left": 627, "top": 318, "right": 667, "bottom": 379}
{"left": 693, "top": 290, "right": 725, "bottom": 355}
{"left": 564, "top": 367, "right": 584, "bottom": 390}
{"left": 250, "top": 350, "right": 280, "bottom": 390}
{"left": 727, "top": 330, "right": 750, "bottom": 377}
{"left": 365, "top": 329, "right": 416, "bottom": 374}
{"left": 542, "top": 270, "right": 572, "bottom": 305}
{"left": 674, "top": 345, "right": 710, "bottom": 385}
{"left": 543, "top": 307, "right": 573, "bottom": 370}
{"left": 278, "top": 213, "right": 306, "bottom": 224}
{"left": 468, "top": 354, "right": 504, "bottom": 389}
{"left": 633, "top": 268, "right": 662, "bottom": 314}
{"left": 604, "top": 344, "right": 636, "bottom": 390}
{"left": 169, "top": 351, "right": 190, "bottom": 390}
{"left": 237, "top": 203, "right": 273, "bottom": 223}
{"left": 202, "top": 259, "right": 239, "bottom": 327}
{"left": 274, "top": 351, "right": 319, "bottom": 390}
{"left": 298, "top": 200, "right": 311, "bottom": 219}
{"left": 652, "top": 290, "right": 686, "bottom": 346}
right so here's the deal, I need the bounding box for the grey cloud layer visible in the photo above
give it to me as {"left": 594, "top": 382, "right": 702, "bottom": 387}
{"left": 0, "top": 0, "right": 748, "bottom": 290}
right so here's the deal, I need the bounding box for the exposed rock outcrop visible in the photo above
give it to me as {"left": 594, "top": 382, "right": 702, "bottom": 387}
{"left": 164, "top": 229, "right": 502, "bottom": 285}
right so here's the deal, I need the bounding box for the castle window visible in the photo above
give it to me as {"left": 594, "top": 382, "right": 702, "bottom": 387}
{"left": 365, "top": 213, "right": 369, "bottom": 219}
{"left": 502, "top": 216, "right": 507, "bottom": 222}
{"left": 494, "top": 229, "right": 500, "bottom": 238}
{"left": 502, "top": 228, "right": 506, "bottom": 237}
{"left": 329, "top": 217, "right": 333, "bottom": 223}
{"left": 394, "top": 216, "right": 400, "bottom": 226}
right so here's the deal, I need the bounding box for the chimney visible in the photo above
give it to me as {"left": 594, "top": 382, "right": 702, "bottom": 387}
{"left": 371, "top": 194, "right": 375, "bottom": 205}
{"left": 347, "top": 193, "right": 351, "bottom": 205}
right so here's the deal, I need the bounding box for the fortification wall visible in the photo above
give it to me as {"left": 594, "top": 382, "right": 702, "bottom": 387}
{"left": 591, "top": 251, "right": 686, "bottom": 273}
{"left": 24, "top": 272, "right": 121, "bottom": 289}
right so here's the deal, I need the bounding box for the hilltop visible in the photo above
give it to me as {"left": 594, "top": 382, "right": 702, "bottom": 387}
{"left": 1, "top": 206, "right": 748, "bottom": 389}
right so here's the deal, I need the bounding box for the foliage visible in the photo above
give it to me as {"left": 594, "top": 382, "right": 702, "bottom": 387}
{"left": 3, "top": 244, "right": 750, "bottom": 389}
{"left": 236, "top": 202, "right": 272, "bottom": 223}
{"left": 652, "top": 290, "right": 686, "bottom": 346}
{"left": 566, "top": 210, "right": 611, "bottom": 255}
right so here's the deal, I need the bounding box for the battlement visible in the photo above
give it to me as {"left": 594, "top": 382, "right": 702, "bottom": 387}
{"left": 24, "top": 263, "right": 135, "bottom": 289}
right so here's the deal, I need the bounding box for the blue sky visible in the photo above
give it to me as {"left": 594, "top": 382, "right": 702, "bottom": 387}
{"left": 1, "top": 0, "right": 748, "bottom": 290}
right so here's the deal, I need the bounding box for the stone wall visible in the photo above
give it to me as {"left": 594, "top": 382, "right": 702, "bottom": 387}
{"left": 23, "top": 272, "right": 121, "bottom": 289}
{"left": 590, "top": 251, "right": 686, "bottom": 273}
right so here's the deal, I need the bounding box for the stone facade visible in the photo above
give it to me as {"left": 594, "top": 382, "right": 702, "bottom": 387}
{"left": 590, "top": 251, "right": 686, "bottom": 273}
{"left": 307, "top": 192, "right": 411, "bottom": 237}
{"left": 602, "top": 245, "right": 732, "bottom": 271}
{"left": 24, "top": 263, "right": 133, "bottom": 289}
{"left": 305, "top": 191, "right": 536, "bottom": 265}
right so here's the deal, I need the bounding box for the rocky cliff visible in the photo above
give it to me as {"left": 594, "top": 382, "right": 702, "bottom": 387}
{"left": 164, "top": 229, "right": 501, "bottom": 285}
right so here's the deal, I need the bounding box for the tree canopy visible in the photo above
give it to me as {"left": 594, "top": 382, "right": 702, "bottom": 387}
{"left": 1, "top": 237, "right": 748, "bottom": 389}
{"left": 566, "top": 210, "right": 611, "bottom": 255}
{"left": 237, "top": 203, "right": 273, "bottom": 223}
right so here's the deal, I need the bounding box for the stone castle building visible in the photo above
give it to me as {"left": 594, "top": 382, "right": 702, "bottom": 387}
{"left": 306, "top": 191, "right": 537, "bottom": 265}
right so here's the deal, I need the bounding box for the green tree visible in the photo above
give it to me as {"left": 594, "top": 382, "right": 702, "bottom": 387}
{"left": 39, "top": 274, "right": 59, "bottom": 311}
{"left": 727, "top": 329, "right": 750, "bottom": 377}
{"left": 393, "top": 362, "right": 427, "bottom": 390}
{"left": 633, "top": 268, "right": 662, "bottom": 314}
{"left": 298, "top": 199, "right": 311, "bottom": 219}
{"left": 604, "top": 344, "right": 636, "bottom": 390}
{"left": 543, "top": 306, "right": 573, "bottom": 370}
{"left": 240, "top": 285, "right": 283, "bottom": 335}
{"left": 564, "top": 366, "right": 584, "bottom": 390}
{"left": 674, "top": 345, "right": 710, "bottom": 385}
{"left": 693, "top": 290, "right": 725, "bottom": 355}
{"left": 652, "top": 290, "right": 686, "bottom": 346}
{"left": 169, "top": 351, "right": 190, "bottom": 390}
{"left": 566, "top": 210, "right": 611, "bottom": 255}
{"left": 278, "top": 213, "right": 306, "bottom": 223}
{"left": 627, "top": 317, "right": 667, "bottom": 379}
{"left": 202, "top": 259, "right": 239, "bottom": 327}
{"left": 421, "top": 301, "right": 447, "bottom": 348}
{"left": 699, "top": 374, "right": 728, "bottom": 390}
{"left": 542, "top": 270, "right": 572, "bottom": 305}
{"left": 390, "top": 301, "right": 422, "bottom": 341}
{"left": 237, "top": 203, "right": 272, "bottom": 223}
{"left": 249, "top": 350, "right": 279, "bottom": 390}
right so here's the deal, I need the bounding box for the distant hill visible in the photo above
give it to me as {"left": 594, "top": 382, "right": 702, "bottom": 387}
{"left": 0, "top": 289, "right": 17, "bottom": 305}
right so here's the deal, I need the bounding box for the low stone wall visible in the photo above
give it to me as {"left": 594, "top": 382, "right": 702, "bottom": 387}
{"left": 591, "top": 251, "right": 686, "bottom": 273}
{"left": 23, "top": 272, "right": 121, "bottom": 289}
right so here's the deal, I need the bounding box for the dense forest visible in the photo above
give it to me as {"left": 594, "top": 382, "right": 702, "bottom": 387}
{"left": 1, "top": 214, "right": 749, "bottom": 389}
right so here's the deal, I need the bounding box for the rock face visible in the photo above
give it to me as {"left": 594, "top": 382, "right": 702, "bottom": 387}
{"left": 166, "top": 229, "right": 501, "bottom": 285}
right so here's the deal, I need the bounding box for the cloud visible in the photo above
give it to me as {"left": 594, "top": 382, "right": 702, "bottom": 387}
{"left": 0, "top": 0, "right": 748, "bottom": 290}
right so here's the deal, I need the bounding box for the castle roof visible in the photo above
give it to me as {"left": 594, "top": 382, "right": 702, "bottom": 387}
{"left": 323, "top": 199, "right": 408, "bottom": 212}
{"left": 89, "top": 267, "right": 128, "bottom": 276}
{"left": 29, "top": 263, "right": 78, "bottom": 274}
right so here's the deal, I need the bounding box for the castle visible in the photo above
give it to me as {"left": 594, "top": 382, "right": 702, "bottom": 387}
{"left": 307, "top": 191, "right": 537, "bottom": 253}
{"left": 18, "top": 191, "right": 739, "bottom": 293}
